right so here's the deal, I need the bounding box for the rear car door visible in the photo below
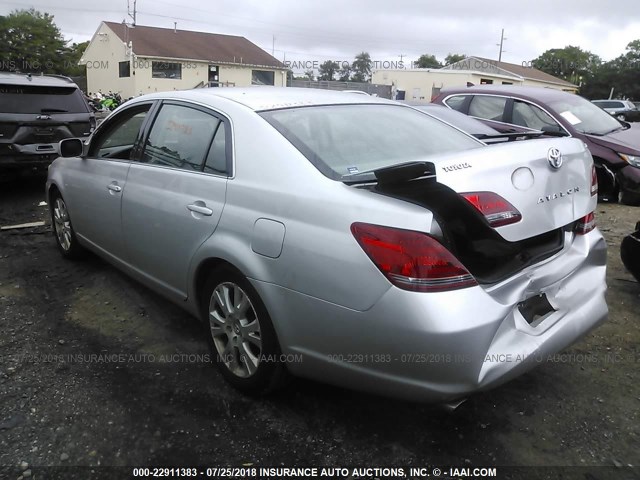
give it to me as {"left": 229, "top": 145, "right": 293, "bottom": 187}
{"left": 62, "top": 102, "right": 154, "bottom": 260}
{"left": 121, "top": 101, "right": 230, "bottom": 299}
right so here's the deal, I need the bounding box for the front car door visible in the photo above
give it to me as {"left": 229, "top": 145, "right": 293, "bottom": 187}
{"left": 62, "top": 102, "right": 154, "bottom": 261}
{"left": 120, "top": 101, "right": 230, "bottom": 299}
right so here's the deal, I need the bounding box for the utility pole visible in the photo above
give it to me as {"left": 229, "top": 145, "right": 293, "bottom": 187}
{"left": 399, "top": 53, "right": 406, "bottom": 67}
{"left": 497, "top": 29, "right": 507, "bottom": 62}
{"left": 127, "top": 0, "right": 137, "bottom": 26}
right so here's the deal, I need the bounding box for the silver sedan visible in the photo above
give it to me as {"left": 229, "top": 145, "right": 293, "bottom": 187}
{"left": 47, "top": 87, "right": 607, "bottom": 402}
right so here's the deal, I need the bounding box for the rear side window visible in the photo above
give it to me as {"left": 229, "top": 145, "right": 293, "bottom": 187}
{"left": 444, "top": 95, "right": 467, "bottom": 112}
{"left": 468, "top": 95, "right": 507, "bottom": 121}
{"left": 203, "top": 123, "right": 227, "bottom": 175}
{"left": 0, "top": 84, "right": 88, "bottom": 113}
{"left": 260, "top": 104, "right": 482, "bottom": 179}
{"left": 142, "top": 104, "right": 220, "bottom": 171}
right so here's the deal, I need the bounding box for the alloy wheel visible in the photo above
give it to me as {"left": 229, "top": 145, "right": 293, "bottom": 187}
{"left": 208, "top": 282, "right": 262, "bottom": 378}
{"left": 53, "top": 197, "right": 72, "bottom": 251}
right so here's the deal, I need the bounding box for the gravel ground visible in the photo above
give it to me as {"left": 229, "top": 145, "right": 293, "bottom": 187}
{"left": 0, "top": 178, "right": 638, "bottom": 480}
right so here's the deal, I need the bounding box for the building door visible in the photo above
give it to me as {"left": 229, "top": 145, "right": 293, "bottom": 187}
{"left": 209, "top": 65, "right": 219, "bottom": 86}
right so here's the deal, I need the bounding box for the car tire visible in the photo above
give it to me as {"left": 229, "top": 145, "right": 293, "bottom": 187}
{"left": 201, "top": 266, "right": 288, "bottom": 395}
{"left": 50, "top": 191, "right": 86, "bottom": 259}
{"left": 616, "top": 113, "right": 626, "bottom": 121}
{"left": 620, "top": 189, "right": 640, "bottom": 206}
{"left": 620, "top": 231, "right": 640, "bottom": 282}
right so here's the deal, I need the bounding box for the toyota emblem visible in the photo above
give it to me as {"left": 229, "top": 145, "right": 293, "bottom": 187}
{"left": 547, "top": 148, "right": 563, "bottom": 169}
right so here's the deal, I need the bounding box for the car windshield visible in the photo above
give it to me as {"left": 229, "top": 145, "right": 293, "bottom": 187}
{"left": 0, "top": 84, "right": 88, "bottom": 114}
{"left": 260, "top": 104, "right": 482, "bottom": 179}
{"left": 547, "top": 94, "right": 622, "bottom": 135}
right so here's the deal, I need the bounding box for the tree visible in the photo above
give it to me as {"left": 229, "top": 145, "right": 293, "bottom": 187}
{"left": 584, "top": 39, "right": 640, "bottom": 100}
{"left": 63, "top": 41, "right": 89, "bottom": 77}
{"left": 415, "top": 54, "right": 442, "bottom": 69}
{"left": 304, "top": 69, "right": 315, "bottom": 81}
{"left": 444, "top": 53, "right": 466, "bottom": 66}
{"left": 318, "top": 60, "right": 339, "bottom": 81}
{"left": 338, "top": 63, "right": 352, "bottom": 82}
{"left": 531, "top": 46, "right": 601, "bottom": 85}
{"left": 351, "top": 52, "right": 372, "bottom": 82}
{"left": 0, "top": 9, "right": 67, "bottom": 74}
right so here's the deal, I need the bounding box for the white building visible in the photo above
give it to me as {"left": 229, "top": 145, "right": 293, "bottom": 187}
{"left": 372, "top": 56, "right": 578, "bottom": 102}
{"left": 81, "top": 22, "right": 288, "bottom": 98}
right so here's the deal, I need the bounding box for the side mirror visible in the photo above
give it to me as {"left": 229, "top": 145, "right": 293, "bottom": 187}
{"left": 541, "top": 125, "right": 569, "bottom": 137}
{"left": 59, "top": 138, "right": 84, "bottom": 158}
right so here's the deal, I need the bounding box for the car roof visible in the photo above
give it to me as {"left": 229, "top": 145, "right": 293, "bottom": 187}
{"left": 0, "top": 72, "right": 78, "bottom": 88}
{"left": 438, "top": 85, "right": 574, "bottom": 102}
{"left": 131, "top": 87, "right": 396, "bottom": 111}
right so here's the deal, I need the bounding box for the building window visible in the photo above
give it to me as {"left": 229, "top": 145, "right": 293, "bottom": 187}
{"left": 251, "top": 70, "right": 275, "bottom": 85}
{"left": 502, "top": 81, "right": 513, "bottom": 85}
{"left": 119, "top": 61, "right": 131, "bottom": 78}
{"left": 480, "top": 78, "right": 494, "bottom": 85}
{"left": 152, "top": 62, "right": 182, "bottom": 79}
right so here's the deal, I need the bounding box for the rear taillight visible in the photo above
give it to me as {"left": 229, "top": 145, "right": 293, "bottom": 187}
{"left": 460, "top": 191, "right": 522, "bottom": 227}
{"left": 574, "top": 212, "right": 596, "bottom": 235}
{"left": 590, "top": 164, "right": 598, "bottom": 196}
{"left": 351, "top": 223, "right": 477, "bottom": 292}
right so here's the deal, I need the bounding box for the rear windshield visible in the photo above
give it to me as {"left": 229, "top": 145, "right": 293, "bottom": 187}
{"left": 0, "top": 84, "right": 89, "bottom": 114}
{"left": 260, "top": 104, "right": 482, "bottom": 179}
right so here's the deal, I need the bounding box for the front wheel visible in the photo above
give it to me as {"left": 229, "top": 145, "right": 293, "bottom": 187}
{"left": 201, "top": 267, "right": 288, "bottom": 395}
{"left": 50, "top": 192, "right": 86, "bottom": 259}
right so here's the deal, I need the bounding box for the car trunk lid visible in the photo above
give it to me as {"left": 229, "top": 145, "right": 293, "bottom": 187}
{"left": 433, "top": 137, "right": 596, "bottom": 242}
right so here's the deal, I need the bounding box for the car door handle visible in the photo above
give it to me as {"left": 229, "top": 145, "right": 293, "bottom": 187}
{"left": 187, "top": 203, "right": 213, "bottom": 216}
{"left": 107, "top": 183, "right": 122, "bottom": 193}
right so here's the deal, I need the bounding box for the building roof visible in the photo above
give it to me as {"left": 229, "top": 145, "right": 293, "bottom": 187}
{"left": 103, "top": 21, "right": 286, "bottom": 70}
{"left": 443, "top": 56, "right": 577, "bottom": 88}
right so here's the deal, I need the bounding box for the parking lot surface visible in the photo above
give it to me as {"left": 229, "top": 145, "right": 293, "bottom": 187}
{"left": 0, "top": 178, "right": 638, "bottom": 478}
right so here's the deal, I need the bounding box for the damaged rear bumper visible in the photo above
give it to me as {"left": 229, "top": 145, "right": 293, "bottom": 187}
{"left": 255, "top": 229, "right": 608, "bottom": 402}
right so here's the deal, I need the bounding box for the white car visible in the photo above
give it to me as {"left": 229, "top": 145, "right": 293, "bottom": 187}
{"left": 47, "top": 87, "right": 607, "bottom": 402}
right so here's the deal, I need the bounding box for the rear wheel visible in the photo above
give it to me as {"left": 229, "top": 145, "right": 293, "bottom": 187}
{"left": 201, "top": 267, "right": 288, "bottom": 395}
{"left": 50, "top": 191, "right": 85, "bottom": 259}
{"left": 616, "top": 113, "right": 626, "bottom": 122}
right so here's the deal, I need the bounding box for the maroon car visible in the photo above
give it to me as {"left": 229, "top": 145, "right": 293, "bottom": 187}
{"left": 433, "top": 86, "right": 640, "bottom": 205}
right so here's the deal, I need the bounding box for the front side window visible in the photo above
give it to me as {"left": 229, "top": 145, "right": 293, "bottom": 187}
{"left": 89, "top": 105, "right": 151, "bottom": 159}
{"left": 468, "top": 95, "right": 507, "bottom": 122}
{"left": 511, "top": 100, "right": 558, "bottom": 130}
{"left": 142, "top": 104, "right": 220, "bottom": 171}
{"left": 260, "top": 104, "right": 482, "bottom": 179}
{"left": 152, "top": 62, "right": 182, "bottom": 79}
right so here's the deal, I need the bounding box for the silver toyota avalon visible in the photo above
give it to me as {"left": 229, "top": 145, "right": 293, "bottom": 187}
{"left": 47, "top": 87, "right": 607, "bottom": 402}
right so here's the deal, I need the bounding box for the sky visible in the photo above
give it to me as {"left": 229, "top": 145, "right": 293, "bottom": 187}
{"left": 1, "top": 0, "right": 639, "bottom": 73}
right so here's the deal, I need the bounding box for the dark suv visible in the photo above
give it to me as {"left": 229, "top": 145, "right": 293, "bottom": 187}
{"left": 0, "top": 73, "right": 94, "bottom": 179}
{"left": 433, "top": 85, "right": 640, "bottom": 205}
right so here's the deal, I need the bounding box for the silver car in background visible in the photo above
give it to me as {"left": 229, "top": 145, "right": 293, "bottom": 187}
{"left": 47, "top": 88, "right": 607, "bottom": 402}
